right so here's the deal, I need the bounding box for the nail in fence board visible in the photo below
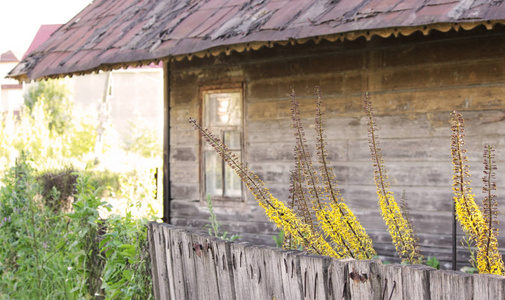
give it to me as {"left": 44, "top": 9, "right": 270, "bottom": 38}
{"left": 380, "top": 264, "right": 404, "bottom": 300}
{"left": 347, "top": 260, "right": 382, "bottom": 300}
{"left": 191, "top": 232, "right": 221, "bottom": 300}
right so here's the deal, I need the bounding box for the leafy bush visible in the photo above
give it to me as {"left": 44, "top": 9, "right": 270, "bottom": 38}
{"left": 38, "top": 166, "right": 78, "bottom": 213}
{"left": 0, "top": 154, "right": 155, "bottom": 299}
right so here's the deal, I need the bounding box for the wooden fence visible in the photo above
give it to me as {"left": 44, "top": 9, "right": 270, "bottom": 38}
{"left": 147, "top": 222, "right": 505, "bottom": 299}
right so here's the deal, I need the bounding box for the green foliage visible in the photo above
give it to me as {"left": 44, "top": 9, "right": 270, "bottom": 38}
{"left": 0, "top": 98, "right": 97, "bottom": 171}
{"left": 0, "top": 153, "right": 77, "bottom": 299}
{"left": 83, "top": 169, "right": 122, "bottom": 197}
{"left": 272, "top": 230, "right": 285, "bottom": 248}
{"left": 124, "top": 115, "right": 162, "bottom": 158}
{"left": 0, "top": 154, "right": 155, "bottom": 299}
{"left": 38, "top": 167, "right": 78, "bottom": 213}
{"left": 24, "top": 79, "right": 72, "bottom": 134}
{"left": 0, "top": 75, "right": 161, "bottom": 298}
{"left": 204, "top": 194, "right": 240, "bottom": 241}
{"left": 426, "top": 257, "right": 440, "bottom": 270}
{"left": 100, "top": 213, "right": 153, "bottom": 299}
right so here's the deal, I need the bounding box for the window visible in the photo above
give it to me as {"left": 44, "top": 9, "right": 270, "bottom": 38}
{"left": 202, "top": 90, "right": 243, "bottom": 199}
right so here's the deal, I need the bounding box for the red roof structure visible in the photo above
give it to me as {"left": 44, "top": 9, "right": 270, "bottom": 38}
{"left": 8, "top": 0, "right": 505, "bottom": 81}
{"left": 0, "top": 50, "right": 20, "bottom": 63}
{"left": 22, "top": 25, "right": 62, "bottom": 60}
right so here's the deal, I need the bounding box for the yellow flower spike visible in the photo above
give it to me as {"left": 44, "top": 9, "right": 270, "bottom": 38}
{"left": 259, "top": 199, "right": 339, "bottom": 257}
{"left": 365, "top": 96, "right": 423, "bottom": 264}
{"left": 451, "top": 113, "right": 505, "bottom": 274}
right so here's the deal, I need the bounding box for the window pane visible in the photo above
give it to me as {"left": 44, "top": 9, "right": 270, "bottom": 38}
{"left": 205, "top": 151, "right": 222, "bottom": 196}
{"left": 224, "top": 131, "right": 241, "bottom": 149}
{"left": 224, "top": 151, "right": 242, "bottom": 197}
{"left": 204, "top": 93, "right": 241, "bottom": 127}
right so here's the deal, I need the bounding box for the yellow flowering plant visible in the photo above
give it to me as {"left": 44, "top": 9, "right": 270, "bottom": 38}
{"left": 190, "top": 87, "right": 376, "bottom": 260}
{"left": 189, "top": 118, "right": 336, "bottom": 257}
{"left": 450, "top": 112, "right": 504, "bottom": 274}
{"left": 364, "top": 95, "right": 423, "bottom": 264}
{"left": 289, "top": 88, "right": 375, "bottom": 259}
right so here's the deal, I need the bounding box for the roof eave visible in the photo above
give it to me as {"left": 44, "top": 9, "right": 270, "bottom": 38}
{"left": 8, "top": 19, "right": 504, "bottom": 83}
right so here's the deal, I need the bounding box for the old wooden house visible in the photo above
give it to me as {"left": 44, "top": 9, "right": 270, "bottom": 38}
{"left": 9, "top": 0, "right": 505, "bottom": 267}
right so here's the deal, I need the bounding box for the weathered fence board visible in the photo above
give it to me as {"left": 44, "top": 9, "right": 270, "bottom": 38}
{"left": 148, "top": 223, "right": 172, "bottom": 299}
{"left": 212, "top": 236, "right": 236, "bottom": 300}
{"left": 229, "top": 242, "right": 255, "bottom": 300}
{"left": 161, "top": 225, "right": 177, "bottom": 299}
{"left": 328, "top": 258, "right": 351, "bottom": 300}
{"left": 474, "top": 273, "right": 505, "bottom": 299}
{"left": 347, "top": 259, "right": 382, "bottom": 300}
{"left": 298, "top": 254, "right": 331, "bottom": 300}
{"left": 430, "top": 270, "right": 473, "bottom": 300}
{"left": 262, "top": 247, "right": 289, "bottom": 299}
{"left": 401, "top": 265, "right": 435, "bottom": 300}
{"left": 279, "top": 250, "right": 304, "bottom": 300}
{"left": 191, "top": 233, "right": 221, "bottom": 300}
{"left": 148, "top": 222, "right": 505, "bottom": 300}
{"left": 380, "top": 264, "right": 403, "bottom": 300}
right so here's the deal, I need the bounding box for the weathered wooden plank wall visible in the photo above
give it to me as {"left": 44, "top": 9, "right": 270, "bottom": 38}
{"left": 169, "top": 25, "right": 505, "bottom": 267}
{"left": 148, "top": 222, "right": 505, "bottom": 300}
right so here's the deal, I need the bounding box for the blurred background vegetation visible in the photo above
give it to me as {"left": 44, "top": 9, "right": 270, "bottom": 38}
{"left": 0, "top": 78, "right": 162, "bottom": 299}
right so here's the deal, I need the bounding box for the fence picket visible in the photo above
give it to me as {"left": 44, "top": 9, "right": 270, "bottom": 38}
{"left": 402, "top": 265, "right": 435, "bottom": 300}
{"left": 148, "top": 223, "right": 505, "bottom": 300}
{"left": 328, "top": 258, "right": 351, "bottom": 300}
{"left": 298, "top": 254, "right": 331, "bottom": 300}
{"left": 347, "top": 260, "right": 382, "bottom": 300}
{"left": 380, "top": 264, "right": 404, "bottom": 300}
{"left": 229, "top": 242, "right": 254, "bottom": 300}
{"left": 191, "top": 233, "right": 221, "bottom": 300}
{"left": 212, "top": 237, "right": 236, "bottom": 300}
{"left": 474, "top": 273, "right": 505, "bottom": 299}
{"left": 279, "top": 250, "right": 304, "bottom": 300}
{"left": 160, "top": 224, "right": 176, "bottom": 299}
{"left": 262, "top": 246, "right": 290, "bottom": 299}
{"left": 430, "top": 270, "right": 473, "bottom": 300}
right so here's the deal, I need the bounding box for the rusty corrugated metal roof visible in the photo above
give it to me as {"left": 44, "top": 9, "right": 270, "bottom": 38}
{"left": 9, "top": 0, "right": 505, "bottom": 81}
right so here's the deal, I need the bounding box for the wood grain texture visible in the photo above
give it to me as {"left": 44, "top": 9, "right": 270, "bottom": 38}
{"left": 149, "top": 223, "right": 505, "bottom": 300}
{"left": 169, "top": 30, "right": 505, "bottom": 267}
